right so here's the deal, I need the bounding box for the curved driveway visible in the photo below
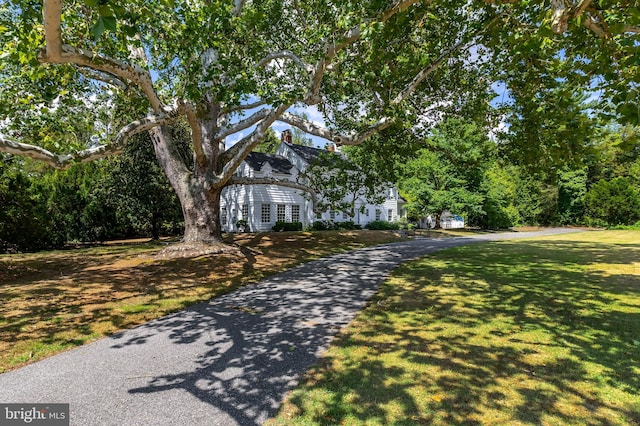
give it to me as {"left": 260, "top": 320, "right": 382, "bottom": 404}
{"left": 0, "top": 229, "right": 580, "bottom": 425}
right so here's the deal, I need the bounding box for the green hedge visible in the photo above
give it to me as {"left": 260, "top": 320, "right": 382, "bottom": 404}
{"left": 272, "top": 221, "right": 303, "bottom": 231}
{"left": 365, "top": 220, "right": 400, "bottom": 230}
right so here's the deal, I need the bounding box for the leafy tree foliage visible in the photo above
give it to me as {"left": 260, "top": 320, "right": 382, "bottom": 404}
{"left": 252, "top": 128, "right": 281, "bottom": 154}
{"left": 0, "top": 132, "right": 184, "bottom": 252}
{"left": 300, "top": 150, "right": 387, "bottom": 219}
{"left": 585, "top": 177, "right": 640, "bottom": 225}
{"left": 91, "top": 130, "right": 185, "bottom": 240}
{"left": 42, "top": 161, "right": 115, "bottom": 242}
{"left": 398, "top": 118, "right": 493, "bottom": 225}
{"left": 3, "top": 0, "right": 638, "bottom": 248}
{"left": 0, "top": 155, "right": 54, "bottom": 252}
{"left": 480, "top": 164, "right": 521, "bottom": 229}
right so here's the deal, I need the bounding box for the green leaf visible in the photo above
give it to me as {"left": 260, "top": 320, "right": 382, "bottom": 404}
{"left": 102, "top": 16, "right": 117, "bottom": 32}
{"left": 84, "top": 0, "right": 98, "bottom": 7}
{"left": 122, "top": 25, "right": 137, "bottom": 37}
{"left": 98, "top": 5, "right": 115, "bottom": 17}
{"left": 90, "top": 17, "right": 106, "bottom": 40}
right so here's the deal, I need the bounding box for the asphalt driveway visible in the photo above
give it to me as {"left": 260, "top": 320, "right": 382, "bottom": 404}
{"left": 0, "top": 229, "right": 581, "bottom": 425}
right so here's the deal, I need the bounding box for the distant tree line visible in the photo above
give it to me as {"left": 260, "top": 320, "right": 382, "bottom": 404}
{"left": 346, "top": 113, "right": 640, "bottom": 230}
{"left": 1, "top": 114, "right": 638, "bottom": 253}
{"left": 0, "top": 130, "right": 186, "bottom": 252}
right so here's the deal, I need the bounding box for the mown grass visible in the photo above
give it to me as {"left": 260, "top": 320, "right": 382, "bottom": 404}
{"left": 270, "top": 230, "right": 640, "bottom": 425}
{"left": 0, "top": 230, "right": 410, "bottom": 373}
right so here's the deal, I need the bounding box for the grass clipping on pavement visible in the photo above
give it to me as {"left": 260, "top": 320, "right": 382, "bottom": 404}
{"left": 270, "top": 230, "right": 640, "bottom": 425}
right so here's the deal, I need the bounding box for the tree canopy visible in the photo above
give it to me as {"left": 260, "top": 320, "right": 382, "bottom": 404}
{"left": 1, "top": 0, "right": 639, "bottom": 246}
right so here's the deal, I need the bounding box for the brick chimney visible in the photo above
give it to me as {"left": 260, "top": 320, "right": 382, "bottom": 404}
{"left": 281, "top": 129, "right": 293, "bottom": 144}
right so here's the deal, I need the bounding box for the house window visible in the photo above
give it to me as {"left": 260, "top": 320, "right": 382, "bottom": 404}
{"left": 242, "top": 204, "right": 249, "bottom": 220}
{"left": 277, "top": 204, "right": 286, "bottom": 222}
{"left": 221, "top": 207, "right": 227, "bottom": 225}
{"left": 261, "top": 204, "right": 271, "bottom": 223}
{"left": 375, "top": 209, "right": 381, "bottom": 221}
{"left": 232, "top": 208, "right": 237, "bottom": 224}
{"left": 389, "top": 188, "right": 395, "bottom": 199}
{"left": 342, "top": 211, "right": 348, "bottom": 220}
{"left": 291, "top": 205, "right": 300, "bottom": 222}
{"left": 364, "top": 208, "right": 369, "bottom": 217}
{"left": 388, "top": 209, "right": 393, "bottom": 221}
{"left": 329, "top": 210, "right": 335, "bottom": 220}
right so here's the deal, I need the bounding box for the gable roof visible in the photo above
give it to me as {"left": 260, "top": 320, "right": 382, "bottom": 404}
{"left": 284, "top": 142, "right": 326, "bottom": 164}
{"left": 244, "top": 151, "right": 294, "bottom": 174}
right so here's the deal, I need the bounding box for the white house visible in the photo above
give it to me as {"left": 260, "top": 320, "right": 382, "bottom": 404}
{"left": 220, "top": 131, "right": 406, "bottom": 232}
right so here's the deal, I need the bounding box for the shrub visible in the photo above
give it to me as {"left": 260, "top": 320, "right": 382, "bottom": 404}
{"left": 311, "top": 220, "right": 338, "bottom": 231}
{"left": 365, "top": 220, "right": 400, "bottom": 230}
{"left": 585, "top": 177, "right": 640, "bottom": 226}
{"left": 609, "top": 220, "right": 640, "bottom": 230}
{"left": 336, "top": 221, "right": 356, "bottom": 230}
{"left": 283, "top": 221, "right": 303, "bottom": 231}
{"left": 273, "top": 221, "right": 302, "bottom": 232}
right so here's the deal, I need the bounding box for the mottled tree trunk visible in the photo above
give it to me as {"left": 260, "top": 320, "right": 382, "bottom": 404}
{"left": 148, "top": 125, "right": 228, "bottom": 253}
{"left": 179, "top": 181, "right": 223, "bottom": 244}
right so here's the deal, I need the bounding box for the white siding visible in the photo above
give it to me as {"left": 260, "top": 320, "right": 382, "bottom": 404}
{"left": 221, "top": 183, "right": 312, "bottom": 232}
{"left": 221, "top": 143, "right": 407, "bottom": 232}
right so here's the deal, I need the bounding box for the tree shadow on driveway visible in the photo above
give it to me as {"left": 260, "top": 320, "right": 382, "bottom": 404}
{"left": 121, "top": 239, "right": 469, "bottom": 425}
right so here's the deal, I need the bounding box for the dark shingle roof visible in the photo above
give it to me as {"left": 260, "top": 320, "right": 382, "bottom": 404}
{"left": 285, "top": 143, "right": 325, "bottom": 164}
{"left": 244, "top": 152, "right": 294, "bottom": 174}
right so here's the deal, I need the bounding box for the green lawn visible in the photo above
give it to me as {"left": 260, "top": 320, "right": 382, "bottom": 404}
{"left": 270, "top": 230, "right": 640, "bottom": 425}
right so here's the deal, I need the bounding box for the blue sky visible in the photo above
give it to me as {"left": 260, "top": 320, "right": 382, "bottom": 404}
{"left": 226, "top": 102, "right": 329, "bottom": 149}
{"left": 225, "top": 80, "right": 513, "bottom": 150}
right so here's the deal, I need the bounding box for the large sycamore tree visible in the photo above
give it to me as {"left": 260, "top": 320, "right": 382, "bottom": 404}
{"left": 1, "top": 0, "right": 638, "bottom": 250}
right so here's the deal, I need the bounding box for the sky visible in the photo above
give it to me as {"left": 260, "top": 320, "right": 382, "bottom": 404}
{"left": 226, "top": 102, "right": 330, "bottom": 149}
{"left": 229, "top": 80, "right": 511, "bottom": 150}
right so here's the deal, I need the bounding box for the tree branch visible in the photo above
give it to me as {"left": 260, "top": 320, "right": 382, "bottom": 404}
{"left": 216, "top": 108, "right": 272, "bottom": 140}
{"left": 223, "top": 99, "right": 267, "bottom": 114}
{"left": 0, "top": 136, "right": 69, "bottom": 169}
{"left": 305, "top": 0, "right": 423, "bottom": 105}
{"left": 219, "top": 104, "right": 291, "bottom": 182}
{"left": 233, "top": 0, "right": 248, "bottom": 17}
{"left": 0, "top": 109, "right": 181, "bottom": 169}
{"left": 78, "top": 68, "right": 127, "bottom": 90}
{"left": 256, "top": 50, "right": 312, "bottom": 72}
{"left": 572, "top": 0, "right": 592, "bottom": 18}
{"left": 226, "top": 176, "right": 319, "bottom": 212}
{"left": 582, "top": 15, "right": 607, "bottom": 38}
{"left": 277, "top": 112, "right": 394, "bottom": 146}
{"left": 40, "top": 0, "right": 163, "bottom": 111}
{"left": 393, "top": 15, "right": 502, "bottom": 105}
{"left": 42, "top": 0, "right": 63, "bottom": 56}
{"left": 550, "top": 0, "right": 605, "bottom": 38}
{"left": 182, "top": 101, "right": 207, "bottom": 167}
